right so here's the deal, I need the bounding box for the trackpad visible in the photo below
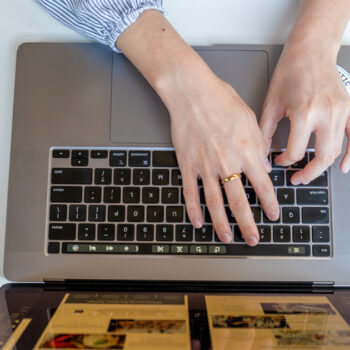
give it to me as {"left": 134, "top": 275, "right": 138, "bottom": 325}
{"left": 110, "top": 50, "right": 269, "bottom": 145}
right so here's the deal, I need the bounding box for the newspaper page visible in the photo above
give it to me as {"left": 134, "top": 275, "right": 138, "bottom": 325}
{"left": 206, "top": 295, "right": 350, "bottom": 350}
{"left": 35, "top": 293, "right": 190, "bottom": 349}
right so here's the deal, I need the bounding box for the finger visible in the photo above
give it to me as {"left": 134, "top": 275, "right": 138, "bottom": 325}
{"left": 291, "top": 128, "right": 337, "bottom": 185}
{"left": 274, "top": 115, "right": 313, "bottom": 167}
{"left": 244, "top": 154, "right": 280, "bottom": 221}
{"left": 340, "top": 121, "right": 350, "bottom": 173}
{"left": 224, "top": 176, "right": 259, "bottom": 246}
{"left": 202, "top": 176, "right": 233, "bottom": 243}
{"left": 181, "top": 169, "right": 203, "bottom": 229}
{"left": 259, "top": 101, "right": 284, "bottom": 155}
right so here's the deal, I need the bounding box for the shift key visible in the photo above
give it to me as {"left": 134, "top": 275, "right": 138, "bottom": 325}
{"left": 52, "top": 168, "right": 92, "bottom": 184}
{"left": 51, "top": 186, "right": 82, "bottom": 203}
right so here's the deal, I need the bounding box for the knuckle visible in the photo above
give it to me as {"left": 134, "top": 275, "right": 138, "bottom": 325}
{"left": 230, "top": 195, "right": 247, "bottom": 211}
{"left": 285, "top": 150, "right": 304, "bottom": 163}
{"left": 319, "top": 152, "right": 335, "bottom": 166}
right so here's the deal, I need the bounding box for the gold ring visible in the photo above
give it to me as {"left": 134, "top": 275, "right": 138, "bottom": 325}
{"left": 221, "top": 173, "right": 242, "bottom": 185}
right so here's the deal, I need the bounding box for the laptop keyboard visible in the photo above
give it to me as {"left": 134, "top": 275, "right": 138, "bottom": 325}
{"left": 47, "top": 148, "right": 331, "bottom": 258}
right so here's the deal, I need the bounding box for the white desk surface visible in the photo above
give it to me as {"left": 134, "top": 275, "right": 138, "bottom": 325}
{"left": 1, "top": 0, "right": 350, "bottom": 288}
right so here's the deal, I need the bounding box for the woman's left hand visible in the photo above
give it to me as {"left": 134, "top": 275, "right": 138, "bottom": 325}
{"left": 260, "top": 44, "right": 350, "bottom": 184}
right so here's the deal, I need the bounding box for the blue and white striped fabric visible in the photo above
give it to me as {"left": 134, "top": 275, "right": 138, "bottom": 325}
{"left": 35, "top": 0, "right": 164, "bottom": 52}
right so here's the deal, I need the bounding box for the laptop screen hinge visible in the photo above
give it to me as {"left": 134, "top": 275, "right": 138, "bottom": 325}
{"left": 312, "top": 282, "right": 334, "bottom": 293}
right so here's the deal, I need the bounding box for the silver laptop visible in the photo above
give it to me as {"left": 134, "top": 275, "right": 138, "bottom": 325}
{"left": 4, "top": 43, "right": 350, "bottom": 291}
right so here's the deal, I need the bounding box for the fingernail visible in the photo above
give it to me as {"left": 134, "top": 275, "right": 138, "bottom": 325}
{"left": 247, "top": 235, "right": 258, "bottom": 246}
{"left": 222, "top": 233, "right": 232, "bottom": 243}
{"left": 269, "top": 211, "right": 279, "bottom": 221}
{"left": 193, "top": 218, "right": 202, "bottom": 229}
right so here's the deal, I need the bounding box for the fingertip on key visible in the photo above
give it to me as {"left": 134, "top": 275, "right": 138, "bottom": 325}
{"left": 222, "top": 233, "right": 233, "bottom": 243}
{"left": 193, "top": 218, "right": 203, "bottom": 229}
{"left": 246, "top": 235, "right": 259, "bottom": 247}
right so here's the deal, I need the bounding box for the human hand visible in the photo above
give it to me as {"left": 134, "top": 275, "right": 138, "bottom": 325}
{"left": 117, "top": 10, "right": 279, "bottom": 245}
{"left": 160, "top": 66, "right": 279, "bottom": 245}
{"left": 260, "top": 44, "right": 350, "bottom": 184}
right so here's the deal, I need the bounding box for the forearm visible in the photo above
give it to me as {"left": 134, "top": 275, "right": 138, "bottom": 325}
{"left": 286, "top": 0, "right": 350, "bottom": 59}
{"left": 116, "top": 10, "right": 217, "bottom": 110}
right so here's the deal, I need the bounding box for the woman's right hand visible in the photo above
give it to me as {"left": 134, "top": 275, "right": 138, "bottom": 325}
{"left": 118, "top": 10, "right": 280, "bottom": 245}
{"left": 158, "top": 65, "right": 280, "bottom": 245}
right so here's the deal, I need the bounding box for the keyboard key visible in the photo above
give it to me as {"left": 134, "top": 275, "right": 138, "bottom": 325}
{"left": 245, "top": 188, "right": 256, "bottom": 204}
{"left": 234, "top": 226, "right": 244, "bottom": 242}
{"left": 49, "top": 223, "right": 75, "bottom": 240}
{"left": 273, "top": 226, "right": 290, "bottom": 242}
{"left": 152, "top": 169, "right": 169, "bottom": 185}
{"left": 95, "top": 168, "right": 112, "bottom": 185}
{"left": 91, "top": 150, "right": 107, "bottom": 158}
{"left": 296, "top": 189, "right": 328, "bottom": 205}
{"left": 309, "top": 151, "right": 315, "bottom": 161}
{"left": 176, "top": 225, "right": 193, "bottom": 241}
{"left": 147, "top": 206, "right": 164, "bottom": 222}
{"left": 162, "top": 188, "right": 179, "bottom": 204}
{"left": 152, "top": 245, "right": 170, "bottom": 253}
{"left": 51, "top": 186, "right": 82, "bottom": 203}
{"left": 123, "top": 187, "right": 140, "bottom": 203}
{"left": 209, "top": 245, "right": 227, "bottom": 254}
{"left": 104, "top": 187, "right": 121, "bottom": 203}
{"left": 204, "top": 207, "right": 212, "bottom": 223}
{"left": 98, "top": 224, "right": 115, "bottom": 240}
{"left": 313, "top": 245, "right": 331, "bottom": 257}
{"left": 133, "top": 169, "right": 150, "bottom": 185}
{"left": 269, "top": 170, "right": 285, "bottom": 186}
{"left": 199, "top": 188, "right": 205, "bottom": 205}
{"left": 190, "top": 245, "right": 208, "bottom": 254}
{"left": 110, "top": 151, "right": 127, "bottom": 167}
{"left": 127, "top": 206, "right": 145, "bottom": 222}
{"left": 72, "top": 150, "right": 88, "bottom": 158}
{"left": 69, "top": 205, "right": 87, "bottom": 221}
{"left": 114, "top": 169, "right": 131, "bottom": 185}
{"left": 153, "top": 151, "right": 178, "bottom": 167}
{"left": 166, "top": 206, "right": 184, "bottom": 222}
{"left": 293, "top": 226, "right": 310, "bottom": 242}
{"left": 48, "top": 242, "right": 60, "bottom": 253}
{"left": 78, "top": 224, "right": 95, "bottom": 240}
{"left": 53, "top": 149, "right": 69, "bottom": 158}
{"left": 277, "top": 188, "right": 294, "bottom": 205}
{"left": 50, "top": 205, "right": 67, "bottom": 221}
{"left": 251, "top": 207, "right": 261, "bottom": 223}
{"left": 195, "top": 225, "right": 213, "bottom": 242}
{"left": 302, "top": 207, "right": 329, "bottom": 224}
{"left": 282, "top": 207, "right": 300, "bottom": 223}
{"left": 88, "top": 205, "right": 106, "bottom": 222}
{"left": 287, "top": 170, "right": 328, "bottom": 186}
{"left": 85, "top": 187, "right": 102, "bottom": 203}
{"left": 156, "top": 225, "right": 174, "bottom": 241}
{"left": 171, "top": 169, "right": 182, "bottom": 185}
{"left": 52, "top": 168, "right": 92, "bottom": 184}
{"left": 117, "top": 224, "right": 135, "bottom": 241}
{"left": 137, "top": 225, "right": 154, "bottom": 241}
{"left": 142, "top": 187, "right": 159, "bottom": 203}
{"left": 129, "top": 151, "right": 150, "bottom": 167}
{"left": 171, "top": 245, "right": 189, "bottom": 254}
{"left": 108, "top": 206, "right": 125, "bottom": 222}
{"left": 71, "top": 152, "right": 88, "bottom": 166}
{"left": 257, "top": 225, "right": 271, "bottom": 242}
{"left": 291, "top": 154, "right": 308, "bottom": 168}
{"left": 225, "top": 206, "right": 236, "bottom": 223}
{"left": 312, "top": 226, "right": 330, "bottom": 242}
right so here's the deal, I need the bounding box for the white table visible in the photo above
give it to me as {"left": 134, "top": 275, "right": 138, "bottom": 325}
{"left": 1, "top": 0, "right": 350, "bottom": 287}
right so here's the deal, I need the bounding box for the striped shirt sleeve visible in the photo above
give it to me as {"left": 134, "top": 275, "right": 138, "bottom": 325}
{"left": 34, "top": 0, "right": 164, "bottom": 52}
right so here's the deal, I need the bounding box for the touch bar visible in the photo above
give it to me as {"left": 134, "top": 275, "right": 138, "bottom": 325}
{"left": 62, "top": 243, "right": 311, "bottom": 256}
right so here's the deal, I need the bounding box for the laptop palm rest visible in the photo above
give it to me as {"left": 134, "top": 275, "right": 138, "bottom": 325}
{"left": 110, "top": 49, "right": 269, "bottom": 146}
